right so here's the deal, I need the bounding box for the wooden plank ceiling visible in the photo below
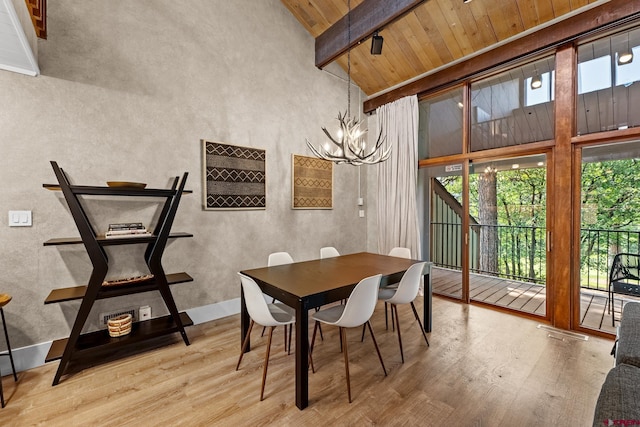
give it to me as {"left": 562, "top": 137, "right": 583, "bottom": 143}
{"left": 281, "top": 0, "right": 602, "bottom": 97}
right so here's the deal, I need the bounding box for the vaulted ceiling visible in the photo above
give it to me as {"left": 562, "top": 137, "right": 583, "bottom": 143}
{"left": 281, "top": 0, "right": 605, "bottom": 98}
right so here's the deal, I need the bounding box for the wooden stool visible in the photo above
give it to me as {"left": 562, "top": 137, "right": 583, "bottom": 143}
{"left": 0, "top": 294, "right": 17, "bottom": 408}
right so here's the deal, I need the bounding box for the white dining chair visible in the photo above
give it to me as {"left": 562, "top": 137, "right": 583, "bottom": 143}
{"left": 388, "top": 247, "right": 411, "bottom": 259}
{"left": 310, "top": 274, "right": 387, "bottom": 403}
{"left": 320, "top": 246, "right": 340, "bottom": 258}
{"left": 378, "top": 262, "right": 430, "bottom": 363}
{"left": 264, "top": 252, "right": 296, "bottom": 351}
{"left": 384, "top": 247, "right": 412, "bottom": 330}
{"left": 236, "top": 273, "right": 297, "bottom": 401}
{"left": 268, "top": 251, "right": 294, "bottom": 266}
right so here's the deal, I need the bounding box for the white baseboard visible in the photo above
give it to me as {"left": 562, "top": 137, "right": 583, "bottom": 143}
{"left": 186, "top": 297, "right": 240, "bottom": 325}
{"left": 0, "top": 298, "right": 242, "bottom": 375}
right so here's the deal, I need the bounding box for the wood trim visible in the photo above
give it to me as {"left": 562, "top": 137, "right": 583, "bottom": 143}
{"left": 571, "top": 146, "right": 583, "bottom": 334}
{"left": 364, "top": 0, "right": 640, "bottom": 113}
{"left": 572, "top": 127, "right": 640, "bottom": 146}
{"left": 315, "top": 0, "right": 426, "bottom": 69}
{"left": 418, "top": 140, "right": 555, "bottom": 168}
{"left": 461, "top": 159, "right": 470, "bottom": 304}
{"left": 550, "top": 44, "right": 576, "bottom": 330}
{"left": 546, "top": 147, "right": 555, "bottom": 325}
{"left": 24, "top": 0, "right": 46, "bottom": 39}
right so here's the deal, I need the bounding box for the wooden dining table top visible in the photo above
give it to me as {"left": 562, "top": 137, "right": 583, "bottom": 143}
{"left": 240, "top": 252, "right": 423, "bottom": 299}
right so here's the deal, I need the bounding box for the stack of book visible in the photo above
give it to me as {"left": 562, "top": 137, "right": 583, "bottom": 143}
{"left": 105, "top": 222, "right": 152, "bottom": 239}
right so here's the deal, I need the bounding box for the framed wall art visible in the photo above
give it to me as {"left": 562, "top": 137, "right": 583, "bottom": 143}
{"left": 202, "top": 140, "right": 266, "bottom": 210}
{"left": 291, "top": 154, "right": 333, "bottom": 209}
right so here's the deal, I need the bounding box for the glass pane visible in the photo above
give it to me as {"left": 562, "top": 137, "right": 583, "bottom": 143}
{"left": 470, "top": 57, "right": 555, "bottom": 151}
{"left": 468, "top": 155, "right": 547, "bottom": 316}
{"left": 578, "top": 56, "right": 611, "bottom": 94}
{"left": 419, "top": 88, "right": 463, "bottom": 158}
{"left": 579, "top": 141, "right": 640, "bottom": 334}
{"left": 577, "top": 28, "right": 640, "bottom": 135}
{"left": 424, "top": 163, "right": 464, "bottom": 300}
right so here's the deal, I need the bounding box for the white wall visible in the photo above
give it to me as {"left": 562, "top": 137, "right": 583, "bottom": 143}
{"left": 0, "top": 0, "right": 371, "bottom": 354}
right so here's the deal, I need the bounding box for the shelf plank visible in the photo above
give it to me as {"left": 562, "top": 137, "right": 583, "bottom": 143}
{"left": 45, "top": 312, "right": 193, "bottom": 362}
{"left": 43, "top": 183, "right": 192, "bottom": 195}
{"left": 44, "top": 272, "right": 194, "bottom": 304}
{"left": 43, "top": 232, "right": 193, "bottom": 246}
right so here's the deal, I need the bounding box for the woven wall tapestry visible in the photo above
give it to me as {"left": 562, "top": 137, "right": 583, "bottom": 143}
{"left": 202, "top": 140, "right": 266, "bottom": 210}
{"left": 292, "top": 154, "right": 333, "bottom": 209}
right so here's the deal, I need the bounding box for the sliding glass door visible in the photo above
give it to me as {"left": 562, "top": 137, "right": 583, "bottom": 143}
{"left": 578, "top": 141, "right": 640, "bottom": 333}
{"left": 468, "top": 155, "right": 547, "bottom": 315}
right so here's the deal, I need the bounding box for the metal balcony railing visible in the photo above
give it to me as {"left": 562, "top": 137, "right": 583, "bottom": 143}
{"left": 431, "top": 222, "right": 640, "bottom": 290}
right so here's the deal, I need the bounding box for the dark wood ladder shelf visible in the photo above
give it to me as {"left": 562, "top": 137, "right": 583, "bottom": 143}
{"left": 44, "top": 272, "right": 194, "bottom": 304}
{"left": 45, "top": 312, "right": 194, "bottom": 362}
{"left": 43, "top": 183, "right": 193, "bottom": 195}
{"left": 43, "top": 161, "right": 193, "bottom": 386}
{"left": 43, "top": 233, "right": 193, "bottom": 246}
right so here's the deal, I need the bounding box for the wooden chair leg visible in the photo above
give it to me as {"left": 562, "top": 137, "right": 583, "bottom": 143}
{"left": 308, "top": 338, "right": 315, "bottom": 374}
{"left": 236, "top": 320, "right": 255, "bottom": 370}
{"left": 314, "top": 307, "right": 324, "bottom": 341}
{"left": 391, "top": 304, "right": 396, "bottom": 331}
{"left": 310, "top": 321, "right": 319, "bottom": 355}
{"left": 284, "top": 323, "right": 287, "bottom": 352}
{"left": 393, "top": 304, "right": 404, "bottom": 363}
{"left": 0, "top": 308, "right": 16, "bottom": 381}
{"left": 340, "top": 327, "right": 351, "bottom": 403}
{"left": 366, "top": 321, "right": 387, "bottom": 376}
{"left": 0, "top": 363, "right": 4, "bottom": 408}
{"left": 410, "top": 301, "right": 430, "bottom": 346}
{"left": 384, "top": 302, "right": 389, "bottom": 330}
{"left": 260, "top": 326, "right": 275, "bottom": 401}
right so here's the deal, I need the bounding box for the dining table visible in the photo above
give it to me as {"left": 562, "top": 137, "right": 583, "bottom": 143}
{"left": 239, "top": 251, "right": 432, "bottom": 409}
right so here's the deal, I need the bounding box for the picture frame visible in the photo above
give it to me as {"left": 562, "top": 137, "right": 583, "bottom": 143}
{"left": 202, "top": 140, "right": 266, "bottom": 210}
{"left": 291, "top": 154, "right": 333, "bottom": 209}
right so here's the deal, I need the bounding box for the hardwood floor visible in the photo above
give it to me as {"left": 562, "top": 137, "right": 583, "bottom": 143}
{"left": 432, "top": 267, "right": 640, "bottom": 334}
{"left": 0, "top": 296, "right": 613, "bottom": 426}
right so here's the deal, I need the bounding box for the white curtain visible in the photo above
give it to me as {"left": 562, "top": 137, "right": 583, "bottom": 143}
{"left": 376, "top": 95, "right": 421, "bottom": 260}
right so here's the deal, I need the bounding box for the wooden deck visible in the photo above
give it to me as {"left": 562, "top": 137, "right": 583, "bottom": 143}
{"left": 431, "top": 267, "right": 640, "bottom": 335}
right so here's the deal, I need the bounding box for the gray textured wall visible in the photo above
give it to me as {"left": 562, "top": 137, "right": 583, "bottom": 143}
{"left": 0, "top": 0, "right": 374, "bottom": 349}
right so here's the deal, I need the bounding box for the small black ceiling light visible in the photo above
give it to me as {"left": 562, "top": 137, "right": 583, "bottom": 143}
{"left": 618, "top": 51, "right": 634, "bottom": 65}
{"left": 371, "top": 31, "right": 383, "bottom": 55}
{"left": 531, "top": 74, "right": 543, "bottom": 90}
{"left": 618, "top": 33, "right": 634, "bottom": 65}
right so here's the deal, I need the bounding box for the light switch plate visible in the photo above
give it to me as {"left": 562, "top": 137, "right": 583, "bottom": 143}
{"left": 8, "top": 210, "right": 32, "bottom": 227}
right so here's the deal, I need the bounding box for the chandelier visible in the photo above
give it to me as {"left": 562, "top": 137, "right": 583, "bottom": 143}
{"left": 305, "top": 0, "right": 390, "bottom": 166}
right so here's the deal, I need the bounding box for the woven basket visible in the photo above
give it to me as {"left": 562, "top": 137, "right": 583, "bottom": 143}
{"left": 107, "top": 314, "right": 132, "bottom": 337}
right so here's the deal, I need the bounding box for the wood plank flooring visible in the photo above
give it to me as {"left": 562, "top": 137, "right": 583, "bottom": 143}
{"left": 432, "top": 266, "right": 640, "bottom": 334}
{"left": 0, "top": 296, "right": 614, "bottom": 426}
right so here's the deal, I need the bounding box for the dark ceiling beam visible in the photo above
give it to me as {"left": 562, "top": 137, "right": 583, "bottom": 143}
{"left": 315, "top": 0, "right": 426, "bottom": 69}
{"left": 364, "top": 0, "right": 640, "bottom": 113}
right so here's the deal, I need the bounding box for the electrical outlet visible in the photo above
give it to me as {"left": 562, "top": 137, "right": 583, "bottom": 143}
{"left": 139, "top": 305, "right": 151, "bottom": 321}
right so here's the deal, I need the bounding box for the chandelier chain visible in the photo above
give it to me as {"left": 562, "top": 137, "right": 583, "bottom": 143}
{"left": 347, "top": 0, "right": 351, "bottom": 119}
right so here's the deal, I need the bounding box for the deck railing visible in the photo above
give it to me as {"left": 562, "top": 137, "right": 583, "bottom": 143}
{"left": 430, "top": 222, "right": 640, "bottom": 289}
{"left": 580, "top": 227, "right": 640, "bottom": 290}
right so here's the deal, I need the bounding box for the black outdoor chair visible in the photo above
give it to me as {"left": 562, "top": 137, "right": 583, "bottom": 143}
{"left": 608, "top": 253, "right": 640, "bottom": 326}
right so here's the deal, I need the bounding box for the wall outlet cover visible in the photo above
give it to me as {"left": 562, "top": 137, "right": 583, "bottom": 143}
{"left": 139, "top": 305, "right": 151, "bottom": 321}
